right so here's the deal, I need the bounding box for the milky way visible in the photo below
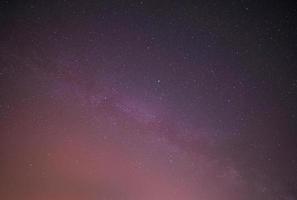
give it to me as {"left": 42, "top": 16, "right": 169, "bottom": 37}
{"left": 1, "top": 1, "right": 297, "bottom": 200}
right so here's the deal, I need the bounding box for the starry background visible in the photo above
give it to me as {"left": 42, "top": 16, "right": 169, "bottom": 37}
{"left": 1, "top": 0, "right": 297, "bottom": 199}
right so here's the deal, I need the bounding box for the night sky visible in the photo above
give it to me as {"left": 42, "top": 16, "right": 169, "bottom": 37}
{"left": 1, "top": 0, "right": 297, "bottom": 199}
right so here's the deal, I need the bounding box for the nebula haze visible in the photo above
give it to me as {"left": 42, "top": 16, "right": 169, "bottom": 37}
{"left": 1, "top": 1, "right": 297, "bottom": 200}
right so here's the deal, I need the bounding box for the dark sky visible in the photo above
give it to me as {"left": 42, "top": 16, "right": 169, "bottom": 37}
{"left": 1, "top": 0, "right": 297, "bottom": 200}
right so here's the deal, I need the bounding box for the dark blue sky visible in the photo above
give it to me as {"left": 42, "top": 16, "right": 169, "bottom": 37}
{"left": 1, "top": 1, "right": 297, "bottom": 199}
